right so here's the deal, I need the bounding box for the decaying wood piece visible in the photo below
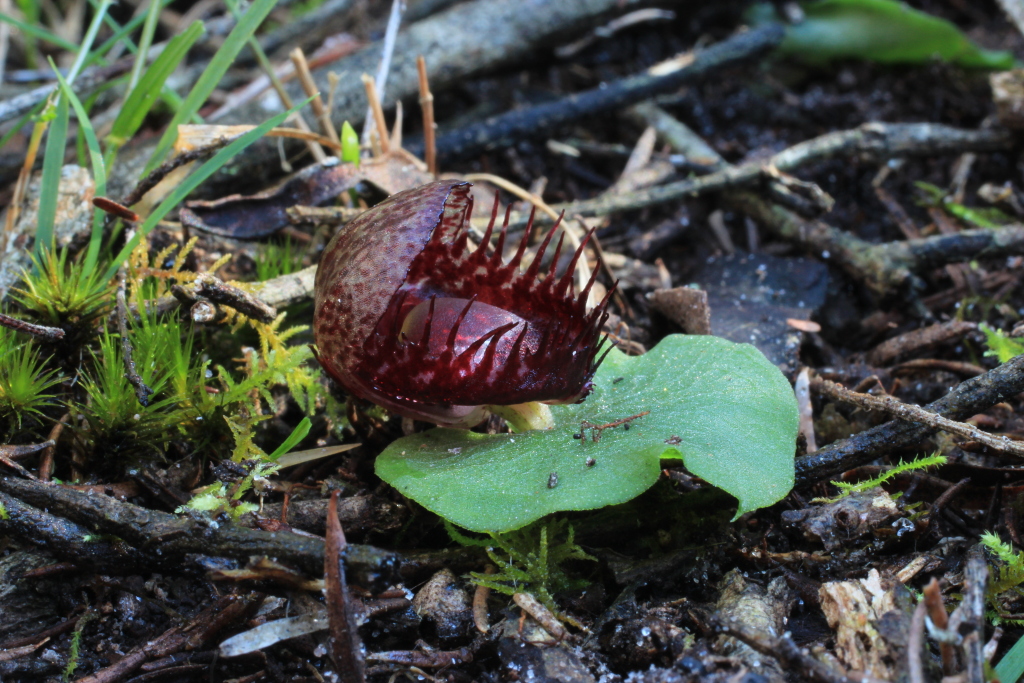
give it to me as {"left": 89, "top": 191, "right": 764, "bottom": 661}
{"left": 647, "top": 287, "right": 711, "bottom": 335}
{"left": 713, "top": 570, "right": 794, "bottom": 683}
{"left": 716, "top": 616, "right": 872, "bottom": 683}
{"left": 819, "top": 569, "right": 916, "bottom": 680}
{"left": 0, "top": 476, "right": 400, "bottom": 580}
{"left": 74, "top": 593, "right": 264, "bottom": 683}
{"left": 782, "top": 489, "right": 901, "bottom": 551}
{"left": 866, "top": 320, "right": 977, "bottom": 366}
{"left": 946, "top": 546, "right": 989, "bottom": 683}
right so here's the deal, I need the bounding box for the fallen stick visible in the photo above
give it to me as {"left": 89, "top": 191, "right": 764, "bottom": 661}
{"left": 627, "top": 104, "right": 1024, "bottom": 299}
{"left": 811, "top": 375, "right": 1024, "bottom": 458}
{"left": 795, "top": 351, "right": 1024, "bottom": 486}
{"left": 406, "top": 24, "right": 785, "bottom": 162}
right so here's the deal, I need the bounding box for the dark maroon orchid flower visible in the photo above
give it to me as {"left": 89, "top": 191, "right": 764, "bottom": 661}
{"left": 313, "top": 180, "right": 612, "bottom": 427}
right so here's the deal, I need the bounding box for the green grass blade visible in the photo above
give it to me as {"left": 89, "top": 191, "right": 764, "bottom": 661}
{"left": 997, "top": 632, "right": 1024, "bottom": 683}
{"left": 144, "top": 0, "right": 278, "bottom": 174}
{"left": 268, "top": 417, "right": 312, "bottom": 460}
{"left": 127, "top": 0, "right": 164, "bottom": 93}
{"left": 35, "top": 95, "right": 70, "bottom": 257}
{"left": 53, "top": 68, "right": 107, "bottom": 279}
{"left": 67, "top": 0, "right": 114, "bottom": 83}
{"left": 103, "top": 97, "right": 313, "bottom": 282}
{"left": 0, "top": 12, "right": 77, "bottom": 52}
{"left": 108, "top": 22, "right": 204, "bottom": 152}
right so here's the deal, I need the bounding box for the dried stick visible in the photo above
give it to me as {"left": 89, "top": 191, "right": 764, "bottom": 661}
{"left": 628, "top": 103, "right": 1022, "bottom": 299}
{"left": 246, "top": 32, "right": 326, "bottom": 163}
{"left": 908, "top": 598, "right": 928, "bottom": 683}
{"left": 367, "top": 648, "right": 472, "bottom": 668}
{"left": 713, "top": 616, "right": 872, "bottom": 683}
{"left": 411, "top": 25, "right": 782, "bottom": 163}
{"left": 417, "top": 55, "right": 436, "bottom": 176}
{"left": 361, "top": 74, "right": 390, "bottom": 154}
{"left": 325, "top": 490, "right": 365, "bottom": 682}
{"left": 554, "top": 122, "right": 1010, "bottom": 224}
{"left": 513, "top": 592, "right": 567, "bottom": 641}
{"left": 182, "top": 273, "right": 277, "bottom": 324}
{"left": 0, "top": 475, "right": 400, "bottom": 577}
{"left": 0, "top": 312, "right": 65, "bottom": 341}
{"left": 119, "top": 140, "right": 230, "bottom": 208}
{"left": 811, "top": 376, "right": 1024, "bottom": 458}
{"left": 291, "top": 47, "right": 339, "bottom": 146}
{"left": 115, "top": 277, "right": 155, "bottom": 407}
{"left": 796, "top": 352, "right": 1024, "bottom": 486}
{"left": 473, "top": 564, "right": 494, "bottom": 633}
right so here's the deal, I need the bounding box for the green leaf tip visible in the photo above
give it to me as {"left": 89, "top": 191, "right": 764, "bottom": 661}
{"left": 376, "top": 334, "right": 798, "bottom": 532}
{"left": 748, "top": 0, "right": 1017, "bottom": 70}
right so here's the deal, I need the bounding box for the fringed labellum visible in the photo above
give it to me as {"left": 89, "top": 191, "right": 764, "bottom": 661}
{"left": 313, "top": 180, "right": 613, "bottom": 427}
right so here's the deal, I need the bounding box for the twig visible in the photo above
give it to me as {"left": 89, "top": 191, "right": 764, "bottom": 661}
{"left": 410, "top": 25, "right": 784, "bottom": 163}
{"left": 325, "top": 490, "right": 365, "bottom": 683}
{"left": 908, "top": 598, "right": 928, "bottom": 683}
{"left": 362, "top": 0, "right": 403, "bottom": 145}
{"left": 473, "top": 564, "right": 494, "bottom": 634}
{"left": 417, "top": 56, "right": 436, "bottom": 176}
{"left": 367, "top": 648, "right": 473, "bottom": 668}
{"left": 0, "top": 312, "right": 65, "bottom": 342}
{"left": 866, "top": 320, "right": 977, "bottom": 366}
{"left": 361, "top": 74, "right": 390, "bottom": 154}
{"left": 923, "top": 578, "right": 956, "bottom": 674}
{"left": 553, "top": 122, "right": 1008, "bottom": 221}
{"left": 239, "top": 19, "right": 327, "bottom": 164}
{"left": 120, "top": 140, "right": 230, "bottom": 208}
{"left": 513, "top": 592, "right": 567, "bottom": 641}
{"left": 0, "top": 451, "right": 37, "bottom": 480}
{"left": 947, "top": 546, "right": 989, "bottom": 683}
{"left": 290, "top": 47, "right": 339, "bottom": 146}
{"left": 116, "top": 277, "right": 155, "bottom": 407}
{"left": 93, "top": 196, "right": 141, "bottom": 222}
{"left": 712, "top": 616, "right": 870, "bottom": 683}
{"left": 74, "top": 593, "right": 263, "bottom": 683}
{"left": 811, "top": 376, "right": 1024, "bottom": 458}
{"left": 0, "top": 490, "right": 152, "bottom": 572}
{"left": 0, "top": 475, "right": 396, "bottom": 576}
{"left": 796, "top": 352, "right": 1024, "bottom": 486}
{"left": 627, "top": 104, "right": 1020, "bottom": 300}
{"left": 578, "top": 411, "right": 649, "bottom": 443}
{"left": 38, "top": 417, "right": 66, "bottom": 482}
{"left": 183, "top": 274, "right": 277, "bottom": 324}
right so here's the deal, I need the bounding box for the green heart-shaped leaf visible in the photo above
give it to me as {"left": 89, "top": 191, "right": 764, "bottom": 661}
{"left": 376, "top": 334, "right": 798, "bottom": 532}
